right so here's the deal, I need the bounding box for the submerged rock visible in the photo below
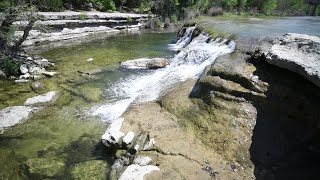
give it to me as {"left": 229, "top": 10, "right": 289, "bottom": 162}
{"left": 266, "top": 33, "right": 320, "bottom": 87}
{"left": 26, "top": 157, "right": 65, "bottom": 178}
{"left": 30, "top": 82, "right": 44, "bottom": 93}
{"left": 86, "top": 57, "right": 94, "bottom": 62}
{"left": 24, "top": 91, "right": 60, "bottom": 106}
{"left": 15, "top": 79, "right": 29, "bottom": 83}
{"left": 121, "top": 58, "right": 170, "bottom": 69}
{"left": 0, "top": 106, "right": 38, "bottom": 130}
{"left": 71, "top": 160, "right": 108, "bottom": 180}
{"left": 78, "top": 86, "right": 102, "bottom": 102}
{"left": 78, "top": 69, "right": 102, "bottom": 75}
{"left": 42, "top": 71, "right": 58, "bottom": 77}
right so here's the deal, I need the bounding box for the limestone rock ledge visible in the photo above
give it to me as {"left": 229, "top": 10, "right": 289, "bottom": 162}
{"left": 266, "top": 33, "right": 320, "bottom": 88}
{"left": 110, "top": 43, "right": 320, "bottom": 179}
{"left": 13, "top": 11, "right": 153, "bottom": 49}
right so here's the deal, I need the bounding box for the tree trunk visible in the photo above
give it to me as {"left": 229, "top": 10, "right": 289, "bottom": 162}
{"left": 0, "top": 9, "right": 18, "bottom": 51}
{"left": 0, "top": 11, "right": 17, "bottom": 55}
{"left": 311, "top": 4, "right": 318, "bottom": 16}
{"left": 11, "top": 18, "right": 36, "bottom": 52}
{"left": 280, "top": 2, "right": 288, "bottom": 16}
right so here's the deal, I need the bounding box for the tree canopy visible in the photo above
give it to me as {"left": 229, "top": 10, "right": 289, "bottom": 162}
{"left": 1, "top": 0, "right": 319, "bottom": 17}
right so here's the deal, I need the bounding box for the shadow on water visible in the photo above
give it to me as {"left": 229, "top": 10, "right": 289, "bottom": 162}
{"left": 248, "top": 56, "right": 320, "bottom": 180}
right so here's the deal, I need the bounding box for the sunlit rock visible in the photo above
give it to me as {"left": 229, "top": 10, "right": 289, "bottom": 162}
{"left": 24, "top": 91, "right": 60, "bottom": 106}
{"left": 266, "top": 33, "right": 320, "bottom": 87}
{"left": 0, "top": 106, "right": 38, "bottom": 130}
{"left": 119, "top": 164, "right": 160, "bottom": 180}
{"left": 101, "top": 118, "right": 125, "bottom": 147}
{"left": 121, "top": 58, "right": 170, "bottom": 69}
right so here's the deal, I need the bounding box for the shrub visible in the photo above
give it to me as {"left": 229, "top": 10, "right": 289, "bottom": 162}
{"left": 100, "top": 0, "right": 116, "bottom": 11}
{"left": 34, "top": 0, "right": 64, "bottom": 11}
{"left": 145, "top": 17, "right": 163, "bottom": 29}
{"left": 0, "top": 0, "right": 10, "bottom": 12}
{"left": 207, "top": 7, "right": 223, "bottom": 16}
{"left": 127, "top": 17, "right": 133, "bottom": 22}
{"left": 79, "top": 12, "right": 87, "bottom": 20}
{"left": 170, "top": 15, "right": 178, "bottom": 23}
{"left": 0, "top": 58, "right": 19, "bottom": 76}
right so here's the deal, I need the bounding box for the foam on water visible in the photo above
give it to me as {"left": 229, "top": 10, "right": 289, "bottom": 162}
{"left": 91, "top": 27, "right": 235, "bottom": 122}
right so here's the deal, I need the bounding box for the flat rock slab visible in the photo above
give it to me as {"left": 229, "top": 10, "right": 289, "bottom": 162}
{"left": 119, "top": 164, "right": 159, "bottom": 180}
{"left": 266, "top": 33, "right": 320, "bottom": 87}
{"left": 121, "top": 58, "right": 170, "bottom": 69}
{"left": 24, "top": 91, "right": 60, "bottom": 106}
{"left": 0, "top": 106, "right": 38, "bottom": 129}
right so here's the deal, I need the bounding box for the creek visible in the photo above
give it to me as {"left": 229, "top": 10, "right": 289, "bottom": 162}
{"left": 0, "top": 16, "right": 320, "bottom": 179}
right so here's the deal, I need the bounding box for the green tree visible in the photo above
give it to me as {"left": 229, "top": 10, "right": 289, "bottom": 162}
{"left": 0, "top": 1, "right": 39, "bottom": 55}
{"left": 261, "top": 0, "right": 277, "bottom": 15}
{"left": 277, "top": 0, "right": 305, "bottom": 15}
{"left": 223, "top": 0, "right": 237, "bottom": 11}
{"left": 237, "top": 0, "right": 246, "bottom": 12}
{"left": 247, "top": 0, "right": 277, "bottom": 15}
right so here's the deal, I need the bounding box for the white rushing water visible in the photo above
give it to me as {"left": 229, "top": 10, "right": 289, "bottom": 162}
{"left": 91, "top": 27, "right": 236, "bottom": 122}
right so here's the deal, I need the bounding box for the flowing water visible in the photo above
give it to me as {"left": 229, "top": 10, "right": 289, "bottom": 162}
{"left": 0, "top": 32, "right": 176, "bottom": 179}
{"left": 91, "top": 29, "right": 235, "bottom": 123}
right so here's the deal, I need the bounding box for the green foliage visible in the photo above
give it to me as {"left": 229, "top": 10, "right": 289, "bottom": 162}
{"left": 137, "top": 1, "right": 152, "bottom": 13}
{"left": 0, "top": 0, "right": 10, "bottom": 12}
{"left": 127, "top": 17, "right": 133, "bottom": 22}
{"left": 0, "top": 58, "right": 19, "bottom": 75}
{"left": 79, "top": 12, "right": 87, "bottom": 20}
{"left": 34, "top": 0, "right": 64, "bottom": 11}
{"left": 261, "top": 0, "right": 277, "bottom": 15}
{"left": 170, "top": 14, "right": 178, "bottom": 23}
{"left": 101, "top": 0, "right": 116, "bottom": 11}
{"left": 277, "top": 0, "right": 306, "bottom": 15}
{"left": 224, "top": 0, "right": 237, "bottom": 11}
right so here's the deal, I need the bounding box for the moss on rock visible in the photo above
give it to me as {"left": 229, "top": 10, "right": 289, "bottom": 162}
{"left": 71, "top": 160, "right": 108, "bottom": 180}
{"left": 26, "top": 157, "right": 66, "bottom": 178}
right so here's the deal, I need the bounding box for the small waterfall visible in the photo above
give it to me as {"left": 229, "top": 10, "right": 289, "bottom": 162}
{"left": 91, "top": 27, "right": 235, "bottom": 122}
{"left": 168, "top": 26, "right": 195, "bottom": 51}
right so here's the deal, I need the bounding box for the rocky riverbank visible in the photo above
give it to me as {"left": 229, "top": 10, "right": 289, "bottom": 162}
{"left": 14, "top": 12, "right": 153, "bottom": 50}
{"left": 102, "top": 26, "right": 320, "bottom": 179}
{"left": 0, "top": 11, "right": 154, "bottom": 84}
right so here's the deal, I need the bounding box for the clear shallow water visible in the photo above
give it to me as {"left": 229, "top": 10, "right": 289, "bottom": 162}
{"left": 0, "top": 32, "right": 176, "bottom": 179}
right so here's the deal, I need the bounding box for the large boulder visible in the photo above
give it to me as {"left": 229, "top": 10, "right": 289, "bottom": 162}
{"left": 24, "top": 91, "right": 60, "bottom": 106}
{"left": 121, "top": 58, "right": 170, "bottom": 69}
{"left": 266, "top": 33, "right": 320, "bottom": 87}
{"left": 0, "top": 106, "right": 38, "bottom": 130}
